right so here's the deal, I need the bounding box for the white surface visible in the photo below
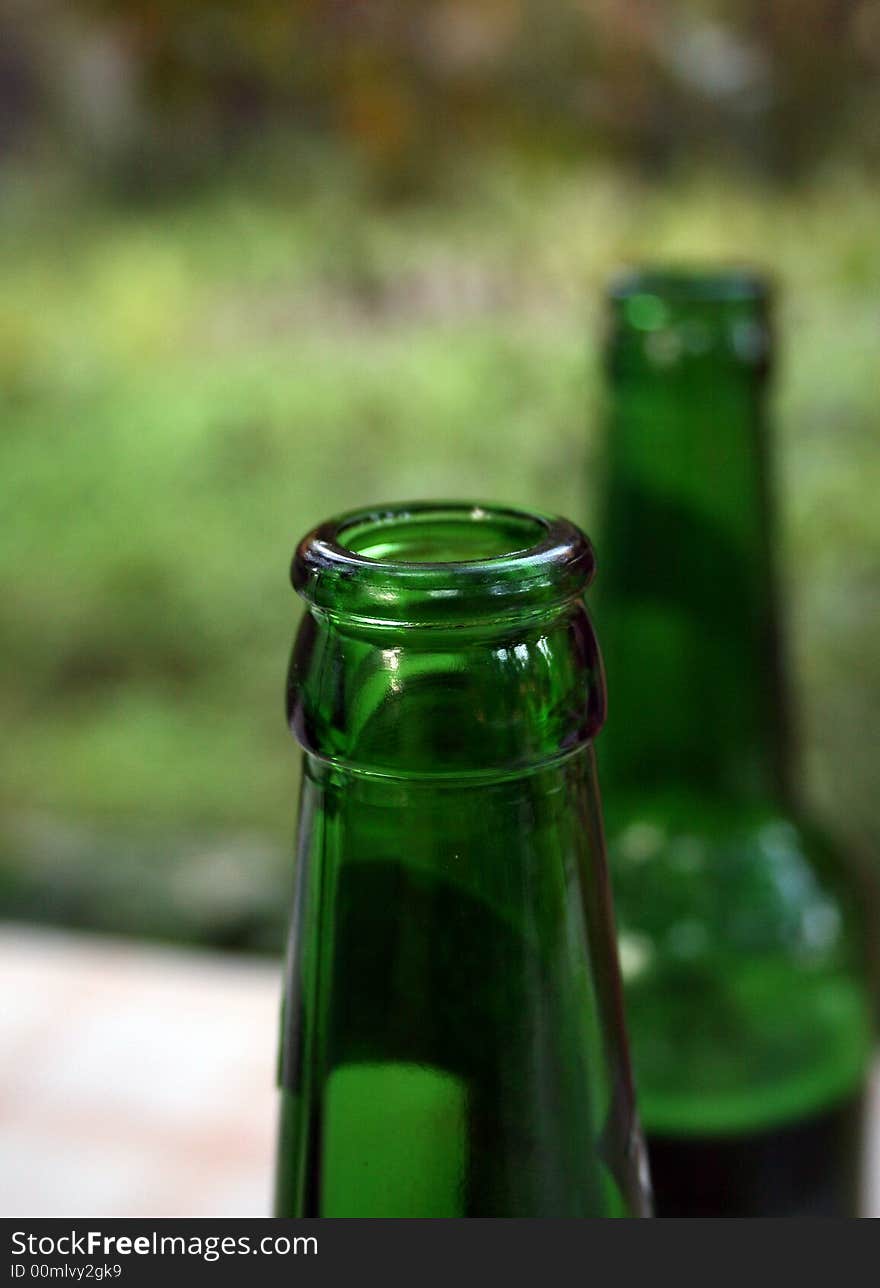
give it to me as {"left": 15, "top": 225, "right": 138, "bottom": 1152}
{"left": 0, "top": 925, "right": 279, "bottom": 1217}
{"left": 0, "top": 923, "right": 878, "bottom": 1217}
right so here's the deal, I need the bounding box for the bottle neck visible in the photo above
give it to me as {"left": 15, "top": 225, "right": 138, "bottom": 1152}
{"left": 289, "top": 504, "right": 605, "bottom": 779}
{"left": 596, "top": 331, "right": 790, "bottom": 812}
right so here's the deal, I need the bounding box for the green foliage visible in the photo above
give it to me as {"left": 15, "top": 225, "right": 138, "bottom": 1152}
{"left": 1, "top": 161, "right": 878, "bottom": 946}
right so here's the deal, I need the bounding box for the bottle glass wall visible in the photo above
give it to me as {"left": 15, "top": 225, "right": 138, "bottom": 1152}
{"left": 596, "top": 269, "right": 874, "bottom": 1216}
{"left": 274, "top": 502, "right": 651, "bottom": 1217}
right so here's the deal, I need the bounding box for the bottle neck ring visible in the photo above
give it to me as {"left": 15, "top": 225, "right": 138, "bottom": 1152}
{"left": 606, "top": 267, "right": 773, "bottom": 378}
{"left": 292, "top": 502, "right": 596, "bottom": 628}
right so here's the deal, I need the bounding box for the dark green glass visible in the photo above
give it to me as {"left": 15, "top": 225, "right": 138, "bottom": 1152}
{"left": 274, "top": 502, "right": 650, "bottom": 1217}
{"left": 596, "top": 268, "right": 874, "bottom": 1216}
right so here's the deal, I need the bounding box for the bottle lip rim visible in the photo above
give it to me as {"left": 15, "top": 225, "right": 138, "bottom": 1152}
{"left": 292, "top": 501, "right": 595, "bottom": 625}
{"left": 608, "top": 264, "right": 771, "bottom": 305}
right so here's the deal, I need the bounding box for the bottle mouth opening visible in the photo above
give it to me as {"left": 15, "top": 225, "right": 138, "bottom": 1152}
{"left": 338, "top": 505, "right": 546, "bottom": 563}
{"left": 293, "top": 501, "right": 595, "bottom": 625}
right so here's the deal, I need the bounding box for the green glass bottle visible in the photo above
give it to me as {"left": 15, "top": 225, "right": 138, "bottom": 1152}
{"left": 596, "top": 268, "right": 874, "bottom": 1216}
{"left": 274, "top": 502, "right": 650, "bottom": 1217}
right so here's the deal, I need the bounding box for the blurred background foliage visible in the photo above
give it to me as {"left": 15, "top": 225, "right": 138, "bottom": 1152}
{"left": 0, "top": 1, "right": 878, "bottom": 952}
{"left": 6, "top": 1, "right": 880, "bottom": 188}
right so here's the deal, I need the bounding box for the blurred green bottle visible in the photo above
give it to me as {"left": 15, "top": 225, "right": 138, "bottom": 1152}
{"left": 274, "top": 502, "right": 650, "bottom": 1217}
{"left": 596, "top": 269, "right": 874, "bottom": 1216}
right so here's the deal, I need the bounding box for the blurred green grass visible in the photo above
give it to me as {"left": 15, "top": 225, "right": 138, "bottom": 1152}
{"left": 1, "top": 161, "right": 879, "bottom": 946}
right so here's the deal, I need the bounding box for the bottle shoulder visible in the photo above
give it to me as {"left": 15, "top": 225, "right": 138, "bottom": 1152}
{"left": 605, "top": 792, "right": 864, "bottom": 960}
{"left": 604, "top": 793, "right": 874, "bottom": 1133}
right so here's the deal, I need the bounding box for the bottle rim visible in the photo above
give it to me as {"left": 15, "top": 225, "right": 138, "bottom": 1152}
{"left": 608, "top": 265, "right": 771, "bottom": 306}
{"left": 292, "top": 501, "right": 595, "bottom": 625}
